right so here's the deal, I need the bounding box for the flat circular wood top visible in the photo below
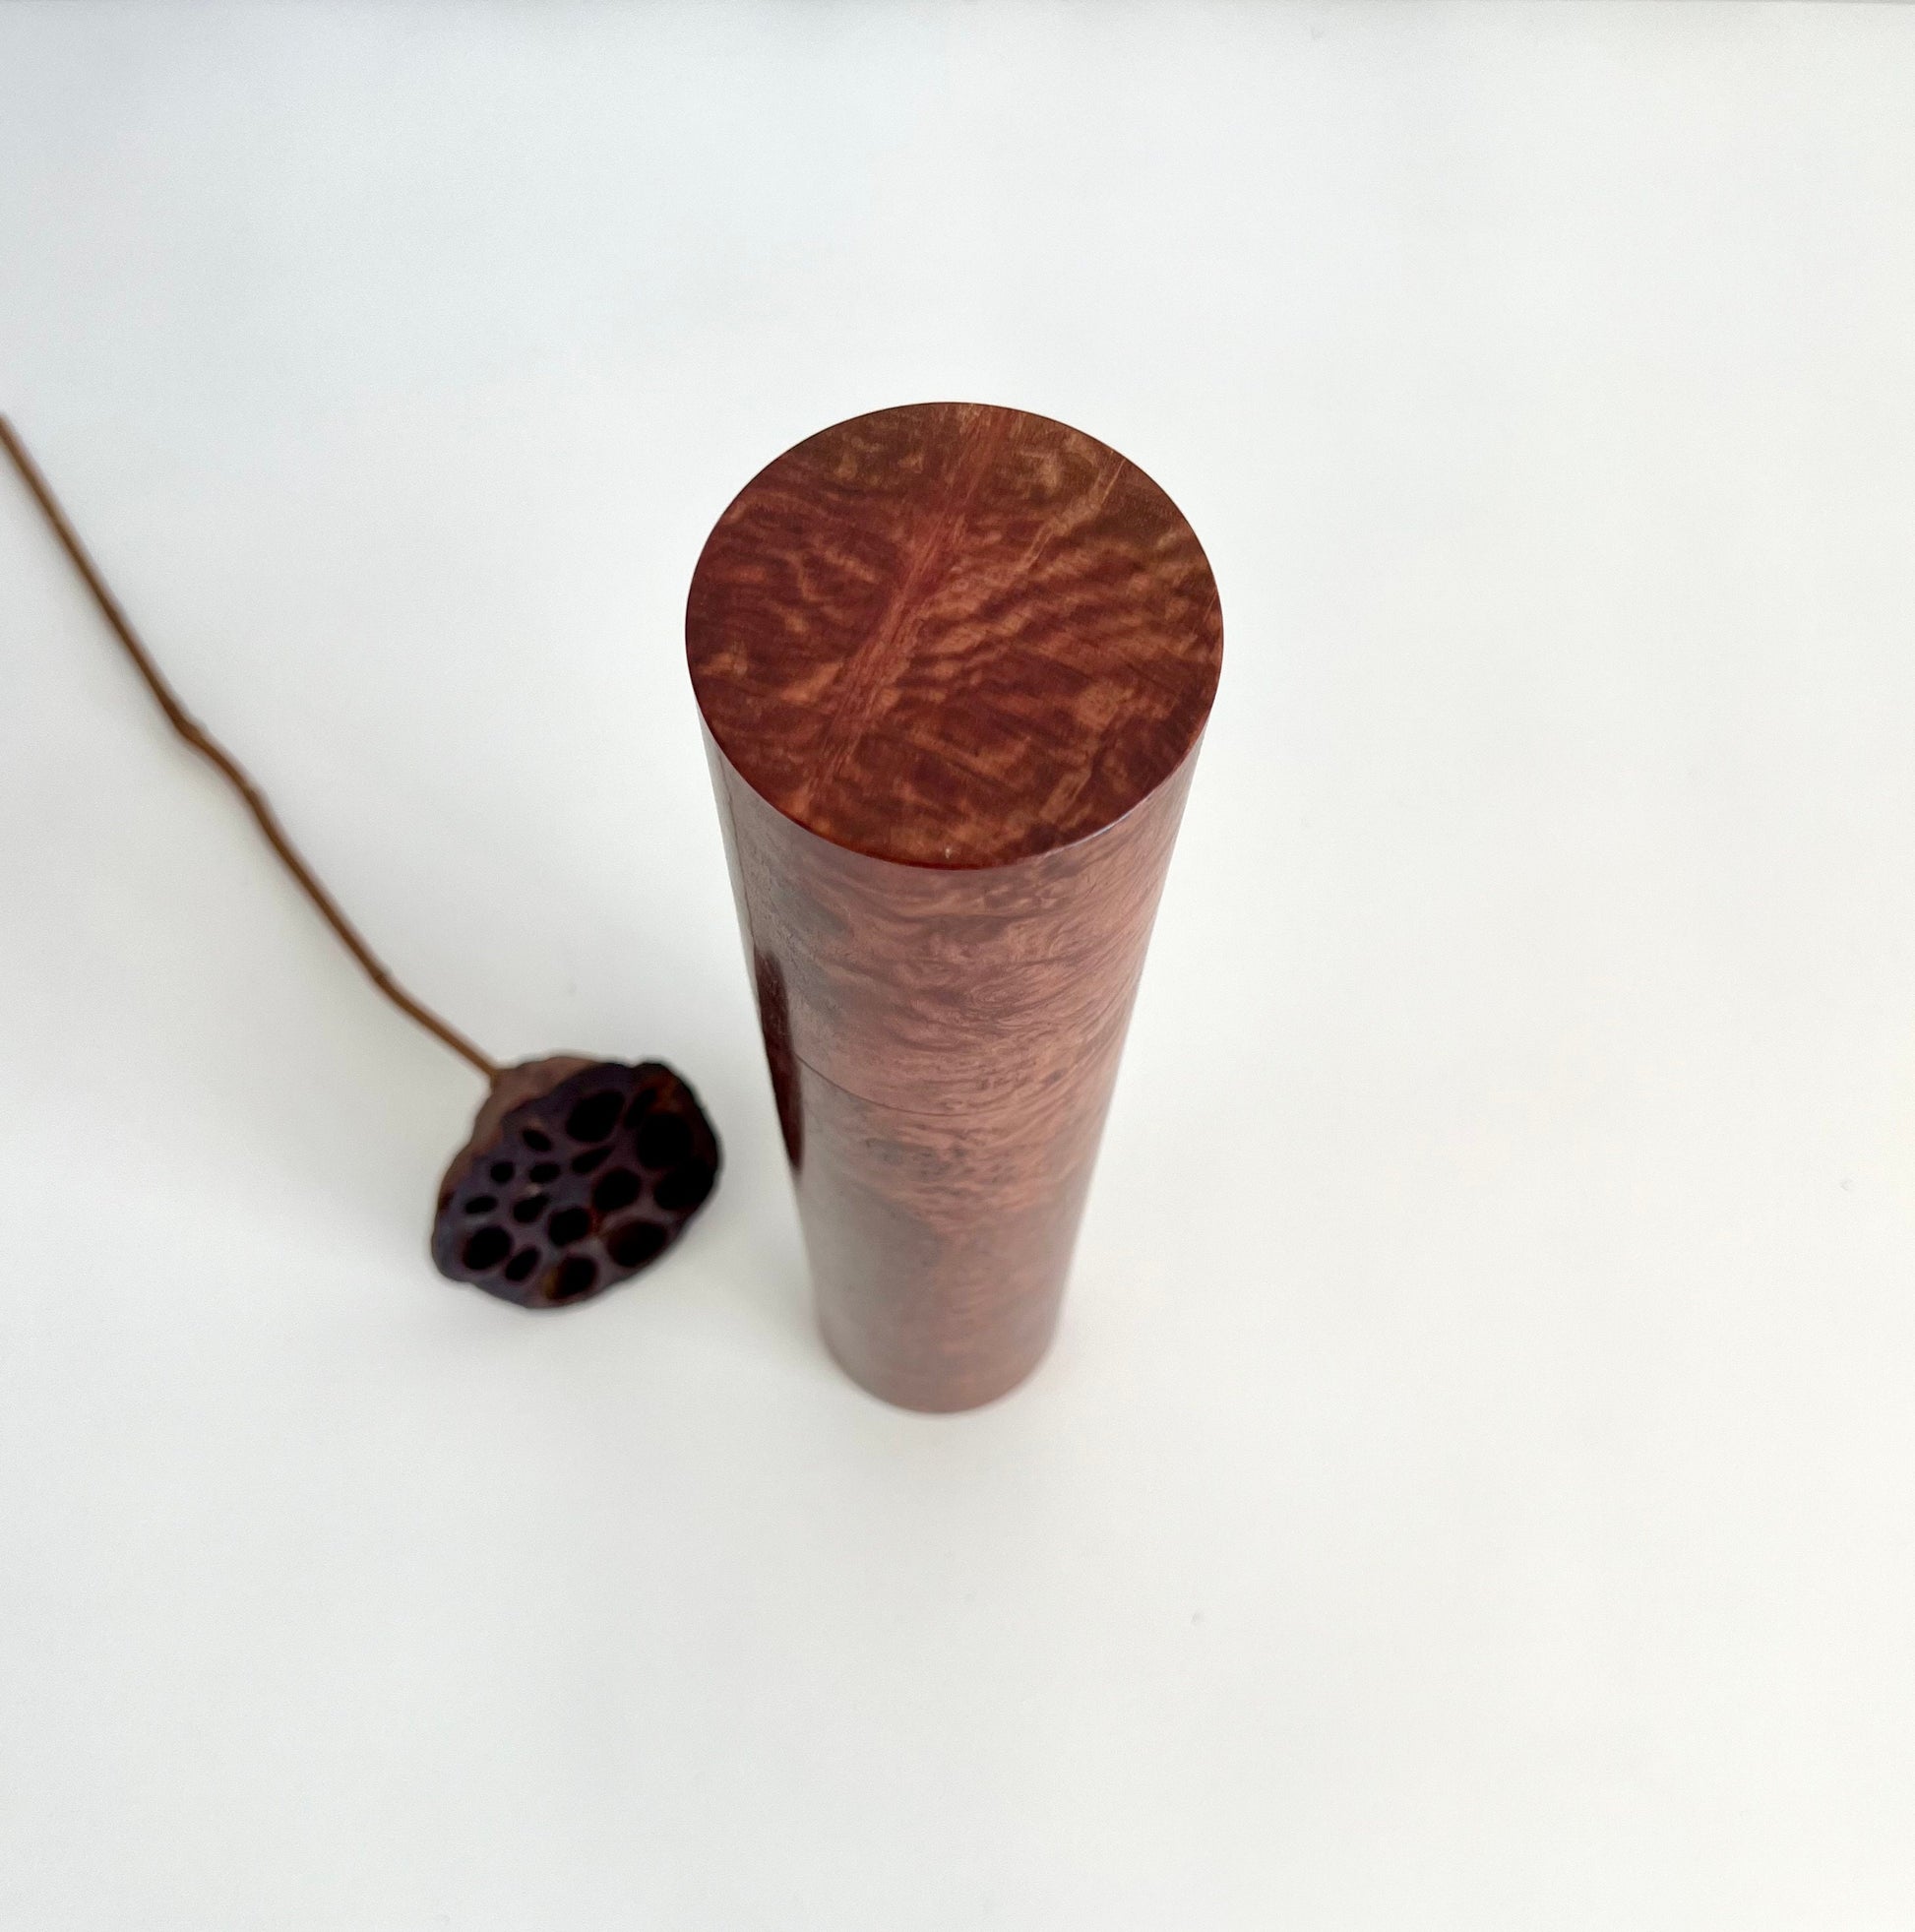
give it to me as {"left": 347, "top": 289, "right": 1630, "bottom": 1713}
{"left": 686, "top": 402, "right": 1222, "bottom": 869}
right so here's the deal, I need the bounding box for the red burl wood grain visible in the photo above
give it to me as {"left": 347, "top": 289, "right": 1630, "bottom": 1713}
{"left": 688, "top": 403, "right": 1221, "bottom": 1410}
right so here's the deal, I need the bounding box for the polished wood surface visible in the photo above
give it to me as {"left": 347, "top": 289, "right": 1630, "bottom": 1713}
{"left": 709, "top": 737, "right": 1198, "bottom": 1409}
{"left": 689, "top": 403, "right": 1220, "bottom": 1410}
{"left": 687, "top": 402, "right": 1220, "bottom": 868}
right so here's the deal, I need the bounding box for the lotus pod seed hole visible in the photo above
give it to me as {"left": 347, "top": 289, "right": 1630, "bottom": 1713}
{"left": 552, "top": 1256, "right": 599, "bottom": 1301}
{"left": 636, "top": 1113, "right": 693, "bottom": 1170}
{"left": 463, "top": 1226, "right": 511, "bottom": 1272}
{"left": 607, "top": 1220, "right": 667, "bottom": 1269}
{"left": 654, "top": 1161, "right": 715, "bottom": 1213}
{"left": 548, "top": 1207, "right": 590, "bottom": 1246}
{"left": 566, "top": 1091, "right": 623, "bottom": 1143}
{"left": 592, "top": 1168, "right": 643, "bottom": 1215}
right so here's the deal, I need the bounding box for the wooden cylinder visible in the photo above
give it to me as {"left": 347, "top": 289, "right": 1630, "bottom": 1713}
{"left": 687, "top": 403, "right": 1221, "bottom": 1410}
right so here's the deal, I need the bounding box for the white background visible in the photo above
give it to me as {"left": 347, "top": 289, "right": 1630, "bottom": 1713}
{"left": 3, "top": 5, "right": 1913, "bottom": 1926}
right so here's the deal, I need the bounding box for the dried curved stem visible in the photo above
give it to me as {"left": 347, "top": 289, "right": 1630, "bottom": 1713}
{"left": 1, "top": 413, "right": 500, "bottom": 1083}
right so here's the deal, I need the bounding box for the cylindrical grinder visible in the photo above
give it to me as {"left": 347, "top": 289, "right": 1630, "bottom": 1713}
{"left": 688, "top": 402, "right": 1222, "bottom": 1411}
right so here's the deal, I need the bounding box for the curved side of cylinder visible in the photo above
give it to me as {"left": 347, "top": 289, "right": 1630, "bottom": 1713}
{"left": 708, "top": 732, "right": 1202, "bottom": 1411}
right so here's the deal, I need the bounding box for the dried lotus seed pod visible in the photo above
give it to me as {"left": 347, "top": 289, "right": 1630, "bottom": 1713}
{"left": 2, "top": 419, "right": 725, "bottom": 1320}
{"left": 433, "top": 1055, "right": 720, "bottom": 1309}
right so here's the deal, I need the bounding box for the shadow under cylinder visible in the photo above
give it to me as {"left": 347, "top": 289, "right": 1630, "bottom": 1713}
{"left": 688, "top": 402, "right": 1221, "bottom": 1411}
